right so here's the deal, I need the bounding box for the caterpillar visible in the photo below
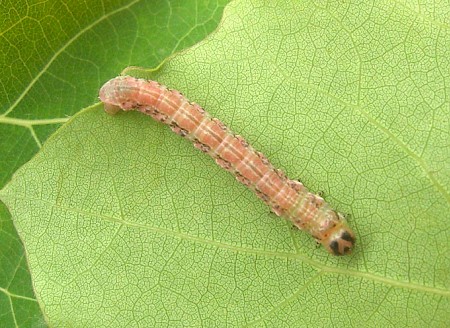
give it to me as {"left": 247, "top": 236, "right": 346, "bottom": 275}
{"left": 99, "top": 76, "right": 356, "bottom": 255}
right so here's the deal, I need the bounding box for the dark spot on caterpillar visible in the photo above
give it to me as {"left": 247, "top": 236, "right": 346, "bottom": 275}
{"left": 212, "top": 118, "right": 227, "bottom": 131}
{"left": 235, "top": 174, "right": 251, "bottom": 186}
{"left": 257, "top": 152, "right": 269, "bottom": 165}
{"left": 275, "top": 169, "right": 286, "bottom": 180}
{"left": 341, "top": 231, "right": 355, "bottom": 243}
{"left": 329, "top": 240, "right": 340, "bottom": 256}
{"left": 194, "top": 142, "right": 211, "bottom": 153}
{"left": 271, "top": 205, "right": 283, "bottom": 216}
{"left": 192, "top": 103, "right": 205, "bottom": 114}
{"left": 236, "top": 135, "right": 249, "bottom": 147}
{"left": 215, "top": 158, "right": 232, "bottom": 170}
{"left": 295, "top": 220, "right": 306, "bottom": 229}
{"left": 289, "top": 180, "right": 304, "bottom": 192}
{"left": 255, "top": 189, "right": 269, "bottom": 203}
{"left": 170, "top": 123, "right": 188, "bottom": 137}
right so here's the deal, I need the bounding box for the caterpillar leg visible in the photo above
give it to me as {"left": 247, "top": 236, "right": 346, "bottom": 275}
{"left": 104, "top": 103, "right": 122, "bottom": 115}
{"left": 289, "top": 180, "right": 304, "bottom": 192}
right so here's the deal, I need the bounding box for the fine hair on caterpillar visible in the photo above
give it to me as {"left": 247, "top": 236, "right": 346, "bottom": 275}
{"left": 99, "top": 76, "right": 356, "bottom": 256}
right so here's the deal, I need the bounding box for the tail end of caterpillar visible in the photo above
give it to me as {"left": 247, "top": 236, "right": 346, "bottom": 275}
{"left": 99, "top": 77, "right": 124, "bottom": 115}
{"left": 321, "top": 221, "right": 356, "bottom": 256}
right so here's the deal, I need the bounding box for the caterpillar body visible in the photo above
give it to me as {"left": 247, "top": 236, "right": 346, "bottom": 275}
{"left": 99, "top": 76, "right": 356, "bottom": 255}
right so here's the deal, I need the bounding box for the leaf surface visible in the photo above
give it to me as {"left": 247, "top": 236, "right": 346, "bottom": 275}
{"left": 1, "top": 0, "right": 450, "bottom": 326}
{"left": 0, "top": 0, "right": 228, "bottom": 326}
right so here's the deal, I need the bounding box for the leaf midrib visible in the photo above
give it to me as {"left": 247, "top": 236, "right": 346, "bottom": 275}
{"left": 3, "top": 193, "right": 448, "bottom": 297}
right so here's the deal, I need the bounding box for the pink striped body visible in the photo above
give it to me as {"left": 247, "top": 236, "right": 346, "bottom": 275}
{"left": 99, "top": 76, "right": 355, "bottom": 255}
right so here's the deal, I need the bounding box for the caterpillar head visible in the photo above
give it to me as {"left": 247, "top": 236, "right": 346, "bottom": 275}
{"left": 321, "top": 219, "right": 356, "bottom": 256}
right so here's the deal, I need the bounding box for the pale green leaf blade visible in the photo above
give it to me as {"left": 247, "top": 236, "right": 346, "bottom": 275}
{"left": 1, "top": 0, "right": 450, "bottom": 326}
{"left": 0, "top": 0, "right": 228, "bottom": 326}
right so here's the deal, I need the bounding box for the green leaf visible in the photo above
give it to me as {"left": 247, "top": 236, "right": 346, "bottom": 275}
{"left": 2, "top": 0, "right": 450, "bottom": 326}
{"left": 0, "top": 0, "right": 228, "bottom": 326}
